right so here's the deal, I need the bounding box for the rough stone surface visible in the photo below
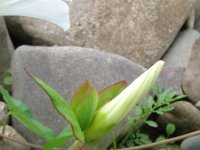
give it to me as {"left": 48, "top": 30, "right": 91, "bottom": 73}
{"left": 0, "top": 125, "right": 31, "bottom": 150}
{"left": 194, "top": 20, "right": 200, "bottom": 31}
{"left": 157, "top": 101, "right": 200, "bottom": 134}
{"left": 163, "top": 29, "right": 200, "bottom": 67}
{"left": 194, "top": 0, "right": 200, "bottom": 23}
{"left": 5, "top": 16, "right": 65, "bottom": 45}
{"left": 156, "top": 66, "right": 184, "bottom": 95}
{"left": 195, "top": 101, "right": 200, "bottom": 109}
{"left": 0, "top": 17, "right": 14, "bottom": 84}
{"left": 64, "top": 0, "right": 195, "bottom": 67}
{"left": 182, "top": 37, "right": 200, "bottom": 103}
{"left": 12, "top": 45, "right": 146, "bottom": 146}
{"left": 180, "top": 135, "right": 200, "bottom": 150}
{"left": 0, "top": 102, "right": 8, "bottom": 125}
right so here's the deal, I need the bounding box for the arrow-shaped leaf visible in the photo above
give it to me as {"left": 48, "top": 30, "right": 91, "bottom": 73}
{"left": 27, "top": 74, "right": 85, "bottom": 142}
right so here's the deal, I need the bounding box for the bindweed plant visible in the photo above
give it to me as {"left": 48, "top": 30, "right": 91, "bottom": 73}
{"left": 118, "top": 85, "right": 186, "bottom": 148}
{"left": 0, "top": 61, "right": 164, "bottom": 150}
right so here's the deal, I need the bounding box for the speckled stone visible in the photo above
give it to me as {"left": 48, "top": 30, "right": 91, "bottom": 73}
{"left": 0, "top": 17, "right": 14, "bottom": 84}
{"left": 182, "top": 37, "right": 200, "bottom": 103}
{"left": 12, "top": 45, "right": 146, "bottom": 146}
{"left": 5, "top": 16, "right": 65, "bottom": 45}
{"left": 0, "top": 125, "right": 31, "bottom": 150}
{"left": 195, "top": 101, "right": 200, "bottom": 109}
{"left": 156, "top": 66, "right": 184, "bottom": 95}
{"left": 64, "top": 0, "right": 195, "bottom": 67}
{"left": 157, "top": 101, "right": 200, "bottom": 134}
{"left": 163, "top": 29, "right": 200, "bottom": 67}
{"left": 180, "top": 135, "right": 200, "bottom": 150}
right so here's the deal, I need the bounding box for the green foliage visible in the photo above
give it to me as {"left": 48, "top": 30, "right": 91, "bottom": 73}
{"left": 0, "top": 61, "right": 163, "bottom": 149}
{"left": 0, "top": 86, "right": 55, "bottom": 141}
{"left": 29, "top": 74, "right": 85, "bottom": 143}
{"left": 166, "top": 123, "right": 176, "bottom": 137}
{"left": 119, "top": 85, "right": 185, "bottom": 148}
{"left": 71, "top": 81, "right": 98, "bottom": 130}
{"left": 2, "top": 69, "right": 12, "bottom": 86}
{"left": 0, "top": 71, "right": 127, "bottom": 149}
{"left": 126, "top": 130, "right": 152, "bottom": 147}
{"left": 43, "top": 127, "right": 74, "bottom": 150}
{"left": 155, "top": 123, "right": 176, "bottom": 142}
{"left": 3, "top": 76, "right": 12, "bottom": 85}
{"left": 145, "top": 120, "right": 158, "bottom": 128}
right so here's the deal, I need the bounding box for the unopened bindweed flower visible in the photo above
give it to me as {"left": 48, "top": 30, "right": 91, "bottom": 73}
{"left": 0, "top": 0, "right": 70, "bottom": 31}
{"left": 84, "top": 60, "right": 165, "bottom": 143}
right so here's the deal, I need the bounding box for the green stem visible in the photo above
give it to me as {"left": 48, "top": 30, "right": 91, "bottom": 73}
{"left": 68, "top": 140, "right": 86, "bottom": 150}
{"left": 111, "top": 130, "right": 117, "bottom": 150}
{"left": 2, "top": 113, "right": 10, "bottom": 135}
{"left": 119, "top": 112, "right": 151, "bottom": 147}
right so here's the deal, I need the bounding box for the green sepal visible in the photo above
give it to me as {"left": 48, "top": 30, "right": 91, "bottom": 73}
{"left": 71, "top": 81, "right": 98, "bottom": 130}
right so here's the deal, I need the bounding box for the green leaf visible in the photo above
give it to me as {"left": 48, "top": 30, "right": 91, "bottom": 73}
{"left": 127, "top": 117, "right": 137, "bottom": 128}
{"left": 164, "top": 90, "right": 176, "bottom": 102}
{"left": 0, "top": 86, "right": 54, "bottom": 141}
{"left": 156, "top": 135, "right": 166, "bottom": 142}
{"left": 152, "top": 84, "right": 163, "bottom": 96}
{"left": 27, "top": 74, "right": 85, "bottom": 142}
{"left": 10, "top": 98, "right": 33, "bottom": 118}
{"left": 145, "top": 120, "right": 158, "bottom": 128}
{"left": 135, "top": 105, "right": 143, "bottom": 115}
{"left": 135, "top": 132, "right": 152, "bottom": 145}
{"left": 147, "top": 96, "right": 154, "bottom": 109}
{"left": 159, "top": 105, "right": 174, "bottom": 112}
{"left": 43, "top": 127, "right": 74, "bottom": 150}
{"left": 97, "top": 81, "right": 127, "bottom": 109}
{"left": 3, "top": 76, "right": 13, "bottom": 85}
{"left": 71, "top": 81, "right": 98, "bottom": 130}
{"left": 166, "top": 123, "right": 176, "bottom": 136}
{"left": 154, "top": 109, "right": 164, "bottom": 115}
{"left": 170, "top": 95, "right": 187, "bottom": 102}
{"left": 0, "top": 87, "right": 32, "bottom": 118}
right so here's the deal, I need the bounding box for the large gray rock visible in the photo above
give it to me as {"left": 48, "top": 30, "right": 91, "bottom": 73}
{"left": 157, "top": 66, "right": 184, "bottom": 95}
{"left": 0, "top": 125, "right": 31, "bottom": 150}
{"left": 0, "top": 17, "right": 14, "bottom": 84}
{"left": 5, "top": 16, "right": 65, "bottom": 45}
{"left": 12, "top": 45, "right": 146, "bottom": 146}
{"left": 163, "top": 29, "right": 200, "bottom": 67}
{"left": 64, "top": 0, "right": 195, "bottom": 67}
{"left": 182, "top": 37, "right": 200, "bottom": 103}
{"left": 157, "top": 101, "right": 200, "bottom": 134}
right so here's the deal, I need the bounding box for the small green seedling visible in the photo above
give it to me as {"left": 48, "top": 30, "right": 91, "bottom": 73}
{"left": 119, "top": 84, "right": 185, "bottom": 148}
